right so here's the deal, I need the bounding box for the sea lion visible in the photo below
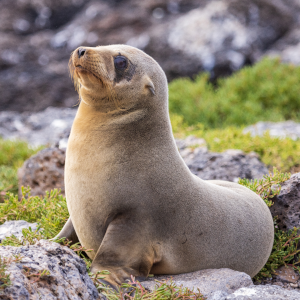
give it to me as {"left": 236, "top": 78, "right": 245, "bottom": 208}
{"left": 56, "top": 44, "right": 274, "bottom": 287}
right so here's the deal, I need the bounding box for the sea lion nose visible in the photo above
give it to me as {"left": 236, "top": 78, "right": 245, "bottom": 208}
{"left": 78, "top": 48, "right": 86, "bottom": 58}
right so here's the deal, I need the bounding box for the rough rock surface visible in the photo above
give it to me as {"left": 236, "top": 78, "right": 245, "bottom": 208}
{"left": 270, "top": 173, "right": 300, "bottom": 231}
{"left": 2, "top": 0, "right": 300, "bottom": 111}
{"left": 226, "top": 285, "right": 300, "bottom": 300}
{"left": 140, "top": 268, "right": 253, "bottom": 300}
{"left": 18, "top": 147, "right": 66, "bottom": 196}
{"left": 275, "top": 266, "right": 300, "bottom": 284}
{"left": 179, "top": 147, "right": 268, "bottom": 182}
{"left": 0, "top": 240, "right": 100, "bottom": 300}
{"left": 0, "top": 220, "right": 38, "bottom": 242}
{"left": 144, "top": 0, "right": 294, "bottom": 79}
{"left": 244, "top": 121, "right": 300, "bottom": 140}
{"left": 0, "top": 107, "right": 76, "bottom": 147}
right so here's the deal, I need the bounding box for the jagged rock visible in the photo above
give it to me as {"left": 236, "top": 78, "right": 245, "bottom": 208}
{"left": 0, "top": 107, "right": 76, "bottom": 147}
{"left": 243, "top": 121, "right": 300, "bottom": 140}
{"left": 0, "top": 240, "right": 100, "bottom": 299}
{"left": 270, "top": 173, "right": 300, "bottom": 231}
{"left": 18, "top": 147, "right": 65, "bottom": 196}
{"left": 2, "top": 0, "right": 300, "bottom": 111}
{"left": 144, "top": 0, "right": 294, "bottom": 79}
{"left": 0, "top": 0, "right": 204, "bottom": 112}
{"left": 0, "top": 220, "right": 38, "bottom": 242}
{"left": 275, "top": 266, "right": 300, "bottom": 284}
{"left": 180, "top": 147, "right": 268, "bottom": 182}
{"left": 226, "top": 285, "right": 300, "bottom": 300}
{"left": 140, "top": 268, "right": 253, "bottom": 300}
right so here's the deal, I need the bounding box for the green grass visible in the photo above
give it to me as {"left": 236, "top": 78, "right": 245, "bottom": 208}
{"left": 169, "top": 58, "right": 300, "bottom": 128}
{"left": 171, "top": 114, "right": 300, "bottom": 173}
{"left": 0, "top": 138, "right": 42, "bottom": 197}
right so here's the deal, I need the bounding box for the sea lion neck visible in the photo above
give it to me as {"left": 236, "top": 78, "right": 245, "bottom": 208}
{"left": 73, "top": 99, "right": 174, "bottom": 147}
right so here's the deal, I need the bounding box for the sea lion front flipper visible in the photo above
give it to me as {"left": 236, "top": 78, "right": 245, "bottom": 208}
{"left": 52, "top": 217, "right": 80, "bottom": 245}
{"left": 90, "top": 215, "right": 160, "bottom": 287}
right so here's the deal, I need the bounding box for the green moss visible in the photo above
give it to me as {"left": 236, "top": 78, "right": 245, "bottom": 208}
{"left": 169, "top": 58, "right": 300, "bottom": 128}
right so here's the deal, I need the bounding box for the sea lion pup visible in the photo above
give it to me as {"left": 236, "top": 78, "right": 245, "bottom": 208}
{"left": 56, "top": 44, "right": 274, "bottom": 287}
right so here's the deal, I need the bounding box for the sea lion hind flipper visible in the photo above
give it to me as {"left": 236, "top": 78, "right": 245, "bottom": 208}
{"left": 90, "top": 216, "right": 159, "bottom": 287}
{"left": 51, "top": 217, "right": 80, "bottom": 245}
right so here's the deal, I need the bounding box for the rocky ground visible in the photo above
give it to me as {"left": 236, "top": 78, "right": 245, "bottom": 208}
{"left": 0, "top": 230, "right": 300, "bottom": 299}
{"left": 2, "top": 0, "right": 300, "bottom": 112}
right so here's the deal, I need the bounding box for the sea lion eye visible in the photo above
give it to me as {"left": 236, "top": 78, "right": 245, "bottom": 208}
{"left": 114, "top": 56, "right": 127, "bottom": 70}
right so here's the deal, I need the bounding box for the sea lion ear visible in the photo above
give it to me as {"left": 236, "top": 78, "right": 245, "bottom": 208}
{"left": 144, "top": 77, "right": 155, "bottom": 96}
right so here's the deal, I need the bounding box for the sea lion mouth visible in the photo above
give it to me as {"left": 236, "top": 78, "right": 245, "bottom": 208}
{"left": 72, "top": 64, "right": 104, "bottom": 87}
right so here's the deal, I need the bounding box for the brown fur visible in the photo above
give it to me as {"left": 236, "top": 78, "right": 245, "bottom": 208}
{"left": 56, "top": 45, "right": 274, "bottom": 287}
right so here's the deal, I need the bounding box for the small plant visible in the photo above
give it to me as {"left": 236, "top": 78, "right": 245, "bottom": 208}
{"left": 0, "top": 187, "right": 69, "bottom": 239}
{"left": 0, "top": 138, "right": 42, "bottom": 196}
{"left": 0, "top": 227, "right": 46, "bottom": 247}
{"left": 255, "top": 226, "right": 300, "bottom": 280}
{"left": 93, "top": 274, "right": 206, "bottom": 300}
{"left": 238, "top": 168, "right": 291, "bottom": 207}
{"left": 22, "top": 266, "right": 51, "bottom": 284}
{"left": 0, "top": 255, "right": 22, "bottom": 290}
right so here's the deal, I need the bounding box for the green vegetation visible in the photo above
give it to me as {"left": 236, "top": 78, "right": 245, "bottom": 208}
{"left": 169, "top": 58, "right": 300, "bottom": 128}
{"left": 0, "top": 187, "right": 68, "bottom": 239}
{"left": 0, "top": 138, "right": 41, "bottom": 197}
{"left": 171, "top": 114, "right": 300, "bottom": 173}
{"left": 238, "top": 169, "right": 300, "bottom": 279}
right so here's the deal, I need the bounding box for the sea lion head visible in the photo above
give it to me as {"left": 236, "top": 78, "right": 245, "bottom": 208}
{"left": 69, "top": 45, "right": 168, "bottom": 113}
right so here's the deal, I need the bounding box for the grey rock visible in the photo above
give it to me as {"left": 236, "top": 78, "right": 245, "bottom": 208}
{"left": 144, "top": 0, "right": 294, "bottom": 79}
{"left": 0, "top": 107, "right": 76, "bottom": 147}
{"left": 275, "top": 266, "right": 299, "bottom": 284}
{"left": 179, "top": 145, "right": 268, "bottom": 182}
{"left": 175, "top": 135, "right": 207, "bottom": 150}
{"left": 243, "top": 121, "right": 300, "bottom": 140}
{"left": 0, "top": 220, "right": 38, "bottom": 242}
{"left": 0, "top": 239, "right": 100, "bottom": 300}
{"left": 226, "top": 285, "right": 300, "bottom": 300}
{"left": 270, "top": 172, "right": 300, "bottom": 231}
{"left": 18, "top": 147, "right": 66, "bottom": 196}
{"left": 140, "top": 268, "right": 253, "bottom": 300}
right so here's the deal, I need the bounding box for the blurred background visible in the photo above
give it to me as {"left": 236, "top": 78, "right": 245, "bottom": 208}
{"left": 1, "top": 0, "right": 300, "bottom": 112}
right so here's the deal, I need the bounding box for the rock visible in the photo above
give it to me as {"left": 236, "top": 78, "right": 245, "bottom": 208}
{"left": 0, "top": 0, "right": 204, "bottom": 112}
{"left": 179, "top": 146, "right": 268, "bottom": 182}
{"left": 243, "top": 121, "right": 300, "bottom": 140}
{"left": 140, "top": 268, "right": 253, "bottom": 300}
{"left": 18, "top": 148, "right": 65, "bottom": 196}
{"left": 0, "top": 220, "right": 38, "bottom": 242}
{"left": 270, "top": 173, "right": 300, "bottom": 231}
{"left": 0, "top": 107, "right": 76, "bottom": 147}
{"left": 144, "top": 0, "right": 294, "bottom": 79}
{"left": 0, "top": 240, "right": 100, "bottom": 299}
{"left": 226, "top": 284, "right": 300, "bottom": 300}
{"left": 2, "top": 0, "right": 300, "bottom": 111}
{"left": 275, "top": 266, "right": 300, "bottom": 284}
{"left": 175, "top": 135, "right": 207, "bottom": 150}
